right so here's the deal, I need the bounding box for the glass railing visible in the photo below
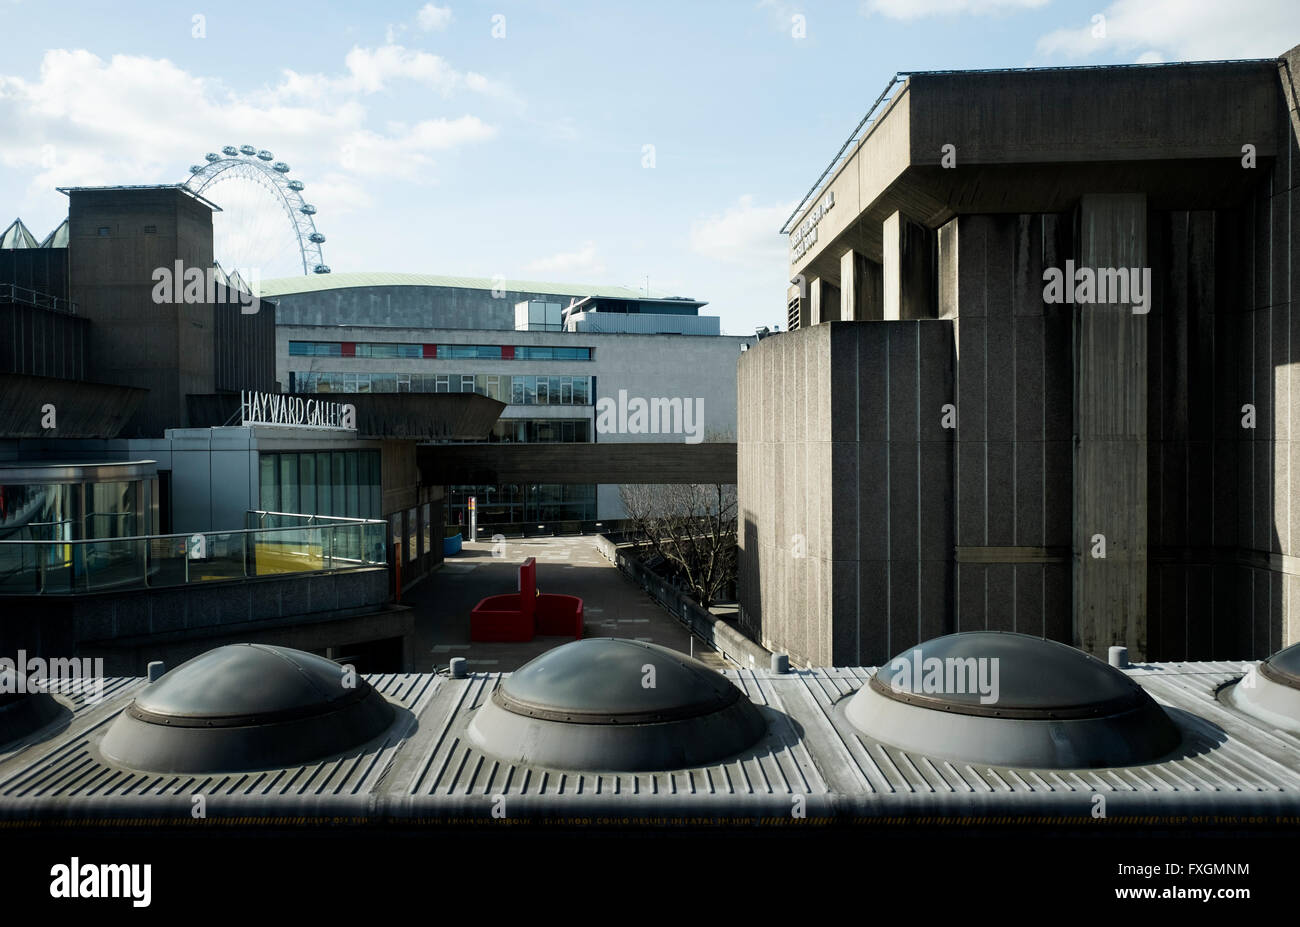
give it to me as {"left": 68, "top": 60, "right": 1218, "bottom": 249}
{"left": 0, "top": 520, "right": 387, "bottom": 595}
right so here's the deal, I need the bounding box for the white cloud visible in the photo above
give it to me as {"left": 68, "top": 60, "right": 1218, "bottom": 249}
{"left": 266, "top": 44, "right": 516, "bottom": 103}
{"left": 862, "top": 0, "right": 1047, "bottom": 20}
{"left": 0, "top": 47, "right": 499, "bottom": 200}
{"left": 1035, "top": 0, "right": 1300, "bottom": 61}
{"left": 417, "top": 4, "right": 453, "bottom": 31}
{"left": 526, "top": 241, "right": 605, "bottom": 275}
{"left": 689, "top": 195, "right": 792, "bottom": 266}
{"left": 337, "top": 116, "right": 496, "bottom": 179}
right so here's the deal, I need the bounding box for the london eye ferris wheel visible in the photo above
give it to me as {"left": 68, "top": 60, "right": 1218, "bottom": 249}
{"left": 184, "top": 145, "right": 330, "bottom": 278}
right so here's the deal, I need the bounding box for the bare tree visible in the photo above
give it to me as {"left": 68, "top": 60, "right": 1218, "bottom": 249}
{"left": 619, "top": 482, "right": 737, "bottom": 609}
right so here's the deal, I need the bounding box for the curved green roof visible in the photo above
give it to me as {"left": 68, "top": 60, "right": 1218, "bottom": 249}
{"left": 258, "top": 271, "right": 693, "bottom": 303}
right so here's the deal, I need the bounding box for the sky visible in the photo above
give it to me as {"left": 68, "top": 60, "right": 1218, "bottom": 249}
{"left": 1, "top": 0, "right": 1298, "bottom": 335}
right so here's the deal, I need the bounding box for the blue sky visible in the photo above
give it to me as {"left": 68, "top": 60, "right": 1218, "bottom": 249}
{"left": 1, "top": 0, "right": 1297, "bottom": 334}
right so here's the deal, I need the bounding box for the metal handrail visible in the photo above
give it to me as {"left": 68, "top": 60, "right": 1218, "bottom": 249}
{"left": 246, "top": 509, "right": 382, "bottom": 527}
{"left": 779, "top": 72, "right": 909, "bottom": 236}
{"left": 0, "top": 519, "right": 385, "bottom": 546}
{"left": 0, "top": 282, "right": 78, "bottom": 315}
{"left": 0, "top": 520, "right": 388, "bottom": 595}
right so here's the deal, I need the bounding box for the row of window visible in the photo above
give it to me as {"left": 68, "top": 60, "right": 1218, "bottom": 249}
{"left": 291, "top": 371, "right": 594, "bottom": 405}
{"left": 445, "top": 484, "right": 597, "bottom": 524}
{"left": 475, "top": 419, "right": 592, "bottom": 443}
{"left": 288, "top": 341, "right": 592, "bottom": 361}
{"left": 258, "top": 450, "right": 382, "bottom": 521}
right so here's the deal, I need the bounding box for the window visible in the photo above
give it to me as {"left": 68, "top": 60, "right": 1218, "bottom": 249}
{"left": 289, "top": 342, "right": 343, "bottom": 357}
{"left": 97, "top": 227, "right": 110, "bottom": 237}
{"left": 143, "top": 225, "right": 157, "bottom": 234}
{"left": 514, "top": 346, "right": 593, "bottom": 361}
{"left": 354, "top": 343, "right": 423, "bottom": 359}
{"left": 435, "top": 374, "right": 449, "bottom": 393}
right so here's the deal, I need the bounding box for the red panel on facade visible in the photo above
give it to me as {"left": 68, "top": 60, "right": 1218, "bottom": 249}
{"left": 501, "top": 345, "right": 515, "bottom": 359}
{"left": 341, "top": 342, "right": 355, "bottom": 357}
{"left": 423, "top": 344, "right": 436, "bottom": 358}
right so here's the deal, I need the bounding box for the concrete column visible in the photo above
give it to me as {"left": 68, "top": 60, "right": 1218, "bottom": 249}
{"left": 1074, "top": 194, "right": 1149, "bottom": 659}
{"left": 810, "top": 277, "right": 840, "bottom": 325}
{"left": 840, "top": 249, "right": 882, "bottom": 321}
{"left": 882, "top": 210, "right": 934, "bottom": 321}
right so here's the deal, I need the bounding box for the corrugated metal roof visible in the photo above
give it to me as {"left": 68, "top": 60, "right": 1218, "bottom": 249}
{"left": 257, "top": 271, "right": 685, "bottom": 302}
{"left": 400, "top": 671, "right": 826, "bottom": 798}
{"left": 0, "top": 674, "right": 438, "bottom": 800}
{"left": 3, "top": 660, "right": 1299, "bottom": 821}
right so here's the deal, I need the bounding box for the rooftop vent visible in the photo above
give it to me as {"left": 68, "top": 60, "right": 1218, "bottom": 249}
{"left": 100, "top": 644, "right": 394, "bottom": 773}
{"left": 1222, "top": 641, "right": 1300, "bottom": 730}
{"left": 467, "top": 638, "right": 766, "bottom": 771}
{"left": 0, "top": 669, "right": 69, "bottom": 748}
{"left": 845, "top": 631, "right": 1182, "bottom": 768}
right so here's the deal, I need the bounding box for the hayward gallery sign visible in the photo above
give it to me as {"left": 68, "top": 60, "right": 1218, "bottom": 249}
{"left": 240, "top": 390, "right": 356, "bottom": 430}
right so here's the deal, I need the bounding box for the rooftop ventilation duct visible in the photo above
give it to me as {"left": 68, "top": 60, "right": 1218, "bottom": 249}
{"left": 100, "top": 644, "right": 394, "bottom": 773}
{"left": 1223, "top": 641, "right": 1300, "bottom": 730}
{"left": 845, "top": 631, "right": 1182, "bottom": 768}
{"left": 0, "top": 669, "right": 69, "bottom": 748}
{"left": 467, "top": 638, "right": 767, "bottom": 771}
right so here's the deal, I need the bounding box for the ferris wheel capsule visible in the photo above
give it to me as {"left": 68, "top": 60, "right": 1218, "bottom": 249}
{"left": 183, "top": 146, "right": 328, "bottom": 278}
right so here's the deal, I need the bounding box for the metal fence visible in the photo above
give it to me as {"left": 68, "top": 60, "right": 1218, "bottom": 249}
{"left": 0, "top": 519, "right": 387, "bottom": 595}
{"left": 0, "top": 282, "right": 78, "bottom": 315}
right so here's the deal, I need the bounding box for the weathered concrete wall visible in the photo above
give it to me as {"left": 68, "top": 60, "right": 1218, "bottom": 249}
{"left": 943, "top": 214, "right": 1074, "bottom": 644}
{"left": 1074, "top": 194, "right": 1150, "bottom": 657}
{"left": 738, "top": 320, "right": 954, "bottom": 667}
{"left": 69, "top": 188, "right": 218, "bottom": 437}
{"left": 738, "top": 323, "right": 833, "bottom": 666}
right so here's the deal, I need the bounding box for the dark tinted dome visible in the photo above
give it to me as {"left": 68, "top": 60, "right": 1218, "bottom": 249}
{"left": 1226, "top": 642, "right": 1300, "bottom": 729}
{"left": 132, "top": 644, "right": 365, "bottom": 723}
{"left": 1260, "top": 641, "right": 1300, "bottom": 690}
{"left": 101, "top": 644, "right": 394, "bottom": 773}
{"left": 498, "top": 638, "right": 742, "bottom": 722}
{"left": 469, "top": 638, "right": 768, "bottom": 771}
{"left": 847, "top": 632, "right": 1182, "bottom": 768}
{"left": 869, "top": 631, "right": 1145, "bottom": 718}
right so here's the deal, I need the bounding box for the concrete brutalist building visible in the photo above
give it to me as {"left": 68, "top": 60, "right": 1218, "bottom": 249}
{"left": 739, "top": 47, "right": 1300, "bottom": 667}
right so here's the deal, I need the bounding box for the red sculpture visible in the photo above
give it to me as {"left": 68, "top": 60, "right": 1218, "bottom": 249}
{"left": 470, "top": 557, "right": 584, "bottom": 642}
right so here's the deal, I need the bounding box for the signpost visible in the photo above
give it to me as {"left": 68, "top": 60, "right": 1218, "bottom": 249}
{"left": 468, "top": 496, "right": 477, "bottom": 542}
